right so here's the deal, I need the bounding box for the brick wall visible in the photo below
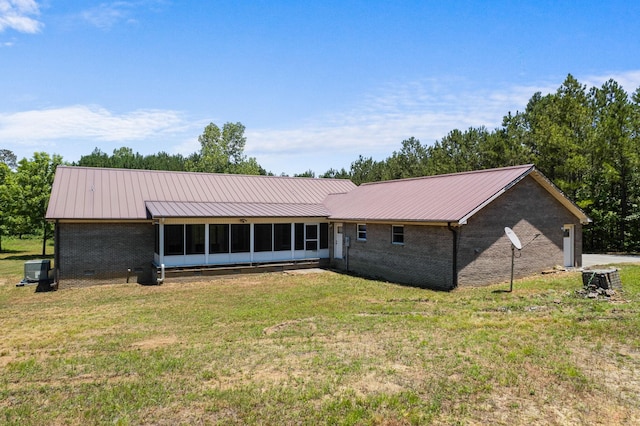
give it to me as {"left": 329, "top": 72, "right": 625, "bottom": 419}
{"left": 334, "top": 222, "right": 455, "bottom": 290}
{"left": 57, "top": 222, "right": 155, "bottom": 288}
{"left": 457, "top": 175, "right": 581, "bottom": 286}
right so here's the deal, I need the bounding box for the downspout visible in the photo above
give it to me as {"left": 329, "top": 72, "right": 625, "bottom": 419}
{"left": 54, "top": 219, "right": 60, "bottom": 286}
{"left": 157, "top": 264, "right": 165, "bottom": 285}
{"left": 157, "top": 220, "right": 165, "bottom": 284}
{"left": 345, "top": 240, "right": 349, "bottom": 272}
{"left": 447, "top": 222, "right": 458, "bottom": 290}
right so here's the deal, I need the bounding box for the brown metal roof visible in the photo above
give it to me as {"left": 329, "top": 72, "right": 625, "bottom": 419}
{"left": 145, "top": 201, "right": 329, "bottom": 218}
{"left": 47, "top": 164, "right": 590, "bottom": 224}
{"left": 46, "top": 166, "right": 356, "bottom": 220}
{"left": 324, "top": 164, "right": 589, "bottom": 224}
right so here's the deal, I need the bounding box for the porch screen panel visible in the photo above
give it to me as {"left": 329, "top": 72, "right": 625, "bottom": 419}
{"left": 164, "top": 224, "right": 184, "bottom": 256}
{"left": 320, "top": 223, "right": 329, "bottom": 249}
{"left": 186, "top": 224, "right": 205, "bottom": 254}
{"left": 231, "top": 224, "right": 250, "bottom": 253}
{"left": 295, "top": 223, "right": 304, "bottom": 250}
{"left": 274, "top": 223, "right": 292, "bottom": 251}
{"left": 254, "top": 224, "right": 273, "bottom": 252}
{"left": 209, "top": 224, "right": 229, "bottom": 253}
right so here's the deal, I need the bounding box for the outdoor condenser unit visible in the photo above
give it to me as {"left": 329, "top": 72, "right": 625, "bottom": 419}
{"left": 23, "top": 259, "right": 51, "bottom": 283}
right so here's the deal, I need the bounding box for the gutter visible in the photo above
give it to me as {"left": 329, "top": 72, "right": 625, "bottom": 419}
{"left": 447, "top": 222, "right": 459, "bottom": 290}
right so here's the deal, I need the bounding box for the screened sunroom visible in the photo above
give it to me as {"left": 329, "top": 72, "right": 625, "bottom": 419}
{"left": 147, "top": 201, "right": 331, "bottom": 268}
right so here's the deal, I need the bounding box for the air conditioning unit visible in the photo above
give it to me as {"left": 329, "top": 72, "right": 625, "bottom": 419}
{"left": 22, "top": 259, "right": 51, "bottom": 283}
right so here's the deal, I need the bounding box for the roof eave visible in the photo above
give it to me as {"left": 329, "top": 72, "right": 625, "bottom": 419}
{"left": 327, "top": 217, "right": 458, "bottom": 226}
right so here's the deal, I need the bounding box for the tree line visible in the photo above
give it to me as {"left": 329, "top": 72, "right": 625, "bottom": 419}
{"left": 321, "top": 75, "right": 640, "bottom": 253}
{"left": 1, "top": 74, "right": 639, "bottom": 253}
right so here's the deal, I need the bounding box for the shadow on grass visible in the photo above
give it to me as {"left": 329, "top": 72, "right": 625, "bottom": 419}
{"left": 492, "top": 289, "right": 513, "bottom": 294}
{"left": 0, "top": 249, "right": 26, "bottom": 255}
{"left": 3, "top": 254, "right": 54, "bottom": 261}
{"left": 332, "top": 268, "right": 454, "bottom": 292}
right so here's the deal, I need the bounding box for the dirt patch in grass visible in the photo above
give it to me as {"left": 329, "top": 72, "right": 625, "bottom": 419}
{"left": 347, "top": 371, "right": 406, "bottom": 396}
{"left": 262, "top": 317, "right": 317, "bottom": 335}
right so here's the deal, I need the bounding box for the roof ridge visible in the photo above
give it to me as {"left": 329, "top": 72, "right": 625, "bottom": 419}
{"left": 145, "top": 200, "right": 325, "bottom": 206}
{"left": 360, "top": 164, "right": 535, "bottom": 186}
{"left": 58, "top": 165, "right": 353, "bottom": 182}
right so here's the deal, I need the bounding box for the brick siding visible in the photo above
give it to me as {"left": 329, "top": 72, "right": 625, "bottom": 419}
{"left": 57, "top": 222, "right": 155, "bottom": 288}
{"left": 333, "top": 223, "right": 455, "bottom": 290}
{"left": 457, "top": 175, "right": 581, "bottom": 286}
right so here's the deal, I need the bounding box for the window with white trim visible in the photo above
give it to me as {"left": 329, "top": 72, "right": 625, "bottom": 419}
{"left": 357, "top": 224, "right": 367, "bottom": 241}
{"left": 392, "top": 225, "right": 404, "bottom": 245}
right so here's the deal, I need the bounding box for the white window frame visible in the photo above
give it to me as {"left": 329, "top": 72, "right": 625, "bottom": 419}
{"left": 391, "top": 225, "right": 404, "bottom": 245}
{"left": 357, "top": 223, "right": 367, "bottom": 241}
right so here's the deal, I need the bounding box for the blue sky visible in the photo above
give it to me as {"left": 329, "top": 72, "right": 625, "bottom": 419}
{"left": 2, "top": 1, "right": 640, "bottom": 175}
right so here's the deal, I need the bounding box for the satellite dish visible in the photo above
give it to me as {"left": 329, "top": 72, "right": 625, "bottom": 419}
{"left": 504, "top": 227, "right": 522, "bottom": 250}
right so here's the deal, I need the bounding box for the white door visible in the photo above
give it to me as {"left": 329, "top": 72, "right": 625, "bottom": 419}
{"left": 334, "top": 223, "right": 343, "bottom": 259}
{"left": 563, "top": 224, "right": 575, "bottom": 267}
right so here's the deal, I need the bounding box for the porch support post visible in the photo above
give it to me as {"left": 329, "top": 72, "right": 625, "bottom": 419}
{"left": 159, "top": 221, "right": 165, "bottom": 266}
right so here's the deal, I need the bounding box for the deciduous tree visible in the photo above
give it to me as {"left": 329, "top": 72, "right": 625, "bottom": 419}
{"left": 13, "top": 152, "right": 64, "bottom": 255}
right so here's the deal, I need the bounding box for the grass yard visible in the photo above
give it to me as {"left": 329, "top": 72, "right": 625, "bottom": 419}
{"left": 0, "top": 236, "right": 54, "bottom": 278}
{"left": 1, "top": 239, "right": 639, "bottom": 425}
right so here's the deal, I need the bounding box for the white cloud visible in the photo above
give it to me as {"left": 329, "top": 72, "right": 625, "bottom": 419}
{"left": 0, "top": 105, "right": 187, "bottom": 143}
{"left": 582, "top": 70, "right": 640, "bottom": 94}
{"left": 244, "top": 71, "right": 640, "bottom": 174}
{"left": 78, "top": 1, "right": 167, "bottom": 30}
{"left": 245, "top": 78, "right": 553, "bottom": 159}
{"left": 79, "top": 2, "right": 136, "bottom": 29}
{"left": 0, "top": 0, "right": 43, "bottom": 33}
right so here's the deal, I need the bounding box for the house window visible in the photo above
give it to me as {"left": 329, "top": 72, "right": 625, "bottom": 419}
{"left": 231, "top": 224, "right": 250, "bottom": 253}
{"left": 320, "top": 223, "right": 329, "bottom": 249}
{"left": 294, "top": 223, "right": 305, "bottom": 250}
{"left": 357, "top": 224, "right": 367, "bottom": 241}
{"left": 209, "top": 224, "right": 230, "bottom": 254}
{"left": 274, "top": 224, "right": 292, "bottom": 251}
{"left": 392, "top": 225, "right": 404, "bottom": 245}
{"left": 164, "top": 224, "right": 184, "bottom": 255}
{"left": 186, "top": 224, "right": 205, "bottom": 254}
{"left": 254, "top": 224, "right": 273, "bottom": 252}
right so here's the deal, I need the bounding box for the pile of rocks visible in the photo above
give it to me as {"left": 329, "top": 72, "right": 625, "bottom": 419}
{"left": 577, "top": 268, "right": 622, "bottom": 299}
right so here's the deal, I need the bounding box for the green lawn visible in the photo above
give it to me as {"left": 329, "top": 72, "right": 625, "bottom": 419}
{"left": 1, "top": 239, "right": 639, "bottom": 425}
{"left": 0, "top": 236, "right": 53, "bottom": 279}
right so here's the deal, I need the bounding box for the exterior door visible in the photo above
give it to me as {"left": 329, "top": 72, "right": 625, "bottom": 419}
{"left": 305, "top": 224, "right": 318, "bottom": 254}
{"left": 563, "top": 224, "right": 575, "bottom": 267}
{"left": 334, "top": 223, "right": 343, "bottom": 259}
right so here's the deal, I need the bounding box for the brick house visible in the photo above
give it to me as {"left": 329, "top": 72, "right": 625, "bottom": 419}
{"left": 46, "top": 164, "right": 589, "bottom": 289}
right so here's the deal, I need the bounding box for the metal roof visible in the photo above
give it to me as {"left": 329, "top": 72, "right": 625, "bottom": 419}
{"left": 145, "top": 201, "right": 329, "bottom": 218}
{"left": 324, "top": 164, "right": 590, "bottom": 224}
{"left": 47, "top": 164, "right": 590, "bottom": 225}
{"left": 46, "top": 166, "right": 356, "bottom": 220}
